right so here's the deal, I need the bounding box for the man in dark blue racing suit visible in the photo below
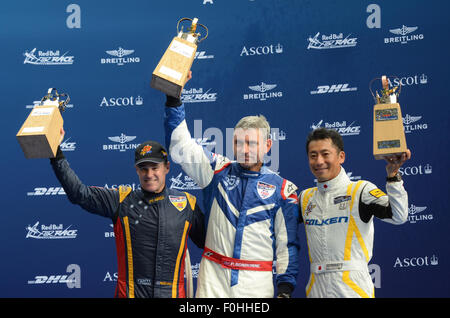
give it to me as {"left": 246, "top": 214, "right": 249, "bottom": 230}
{"left": 50, "top": 130, "right": 205, "bottom": 298}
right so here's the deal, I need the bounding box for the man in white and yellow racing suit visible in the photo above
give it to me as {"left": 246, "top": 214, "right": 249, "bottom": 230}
{"left": 299, "top": 128, "right": 410, "bottom": 298}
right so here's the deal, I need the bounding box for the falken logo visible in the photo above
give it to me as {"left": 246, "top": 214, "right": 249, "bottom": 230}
{"left": 170, "top": 172, "right": 201, "bottom": 191}
{"left": 408, "top": 204, "right": 433, "bottom": 224}
{"left": 385, "top": 25, "right": 424, "bottom": 45}
{"left": 101, "top": 47, "right": 140, "bottom": 65}
{"left": 307, "top": 32, "right": 357, "bottom": 50}
{"left": 28, "top": 264, "right": 81, "bottom": 288}
{"left": 27, "top": 187, "right": 66, "bottom": 196}
{"left": 311, "top": 119, "right": 361, "bottom": 136}
{"left": 305, "top": 216, "right": 349, "bottom": 226}
{"left": 243, "top": 82, "right": 283, "bottom": 101}
{"left": 403, "top": 114, "right": 428, "bottom": 134}
{"left": 181, "top": 87, "right": 217, "bottom": 103}
{"left": 23, "top": 48, "right": 74, "bottom": 65}
{"left": 310, "top": 83, "right": 357, "bottom": 94}
{"left": 103, "top": 133, "right": 139, "bottom": 152}
{"left": 26, "top": 221, "right": 78, "bottom": 239}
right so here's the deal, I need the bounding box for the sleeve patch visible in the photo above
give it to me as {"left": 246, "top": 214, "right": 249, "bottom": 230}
{"left": 369, "top": 188, "right": 386, "bottom": 198}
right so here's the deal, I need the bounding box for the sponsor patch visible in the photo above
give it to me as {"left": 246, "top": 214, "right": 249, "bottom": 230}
{"left": 257, "top": 181, "right": 276, "bottom": 200}
{"left": 333, "top": 195, "right": 351, "bottom": 204}
{"left": 369, "top": 189, "right": 386, "bottom": 198}
{"left": 169, "top": 195, "right": 187, "bottom": 212}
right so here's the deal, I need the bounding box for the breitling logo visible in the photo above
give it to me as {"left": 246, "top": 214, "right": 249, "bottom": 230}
{"left": 243, "top": 82, "right": 283, "bottom": 101}
{"left": 103, "top": 133, "right": 139, "bottom": 152}
{"left": 385, "top": 25, "right": 424, "bottom": 45}
{"left": 101, "top": 47, "right": 140, "bottom": 65}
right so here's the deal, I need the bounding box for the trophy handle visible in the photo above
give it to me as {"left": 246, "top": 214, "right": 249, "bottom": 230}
{"left": 176, "top": 17, "right": 209, "bottom": 43}
{"left": 40, "top": 88, "right": 70, "bottom": 113}
{"left": 369, "top": 76, "right": 402, "bottom": 103}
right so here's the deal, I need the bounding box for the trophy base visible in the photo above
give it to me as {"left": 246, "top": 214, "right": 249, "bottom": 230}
{"left": 374, "top": 152, "right": 407, "bottom": 161}
{"left": 151, "top": 73, "right": 183, "bottom": 99}
{"left": 16, "top": 105, "right": 63, "bottom": 159}
{"left": 373, "top": 102, "right": 407, "bottom": 160}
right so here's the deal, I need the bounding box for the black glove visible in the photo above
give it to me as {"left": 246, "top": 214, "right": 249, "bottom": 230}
{"left": 49, "top": 146, "right": 65, "bottom": 163}
{"left": 276, "top": 282, "right": 293, "bottom": 298}
{"left": 165, "top": 95, "right": 182, "bottom": 108}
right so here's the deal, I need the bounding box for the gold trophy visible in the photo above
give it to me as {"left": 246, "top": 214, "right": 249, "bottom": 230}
{"left": 17, "top": 88, "right": 69, "bottom": 159}
{"left": 151, "top": 17, "right": 208, "bottom": 98}
{"left": 370, "top": 76, "right": 407, "bottom": 160}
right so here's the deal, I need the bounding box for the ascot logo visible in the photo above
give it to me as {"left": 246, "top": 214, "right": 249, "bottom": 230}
{"left": 307, "top": 32, "right": 357, "bottom": 49}
{"left": 243, "top": 82, "right": 283, "bottom": 101}
{"left": 99, "top": 95, "right": 143, "bottom": 107}
{"left": 24, "top": 48, "right": 74, "bottom": 65}
{"left": 103, "top": 133, "right": 139, "bottom": 152}
{"left": 101, "top": 47, "right": 140, "bottom": 65}
{"left": 388, "top": 73, "right": 428, "bottom": 87}
{"left": 398, "top": 164, "right": 432, "bottom": 176}
{"left": 385, "top": 25, "right": 424, "bottom": 45}
{"left": 394, "top": 254, "right": 438, "bottom": 268}
{"left": 240, "top": 43, "right": 283, "bottom": 56}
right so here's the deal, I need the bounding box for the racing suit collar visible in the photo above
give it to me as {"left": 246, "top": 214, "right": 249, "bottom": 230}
{"left": 236, "top": 162, "right": 269, "bottom": 178}
{"left": 137, "top": 186, "right": 168, "bottom": 202}
{"left": 316, "top": 166, "right": 349, "bottom": 193}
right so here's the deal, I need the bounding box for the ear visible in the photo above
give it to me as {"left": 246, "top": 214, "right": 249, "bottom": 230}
{"left": 265, "top": 138, "right": 272, "bottom": 154}
{"left": 339, "top": 151, "right": 346, "bottom": 164}
{"left": 135, "top": 165, "right": 140, "bottom": 175}
{"left": 165, "top": 161, "right": 170, "bottom": 173}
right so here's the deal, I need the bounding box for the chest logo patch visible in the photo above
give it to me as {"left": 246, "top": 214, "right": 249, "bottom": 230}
{"left": 223, "top": 175, "right": 240, "bottom": 191}
{"left": 169, "top": 195, "right": 187, "bottom": 212}
{"left": 305, "top": 202, "right": 316, "bottom": 216}
{"left": 257, "top": 181, "right": 276, "bottom": 200}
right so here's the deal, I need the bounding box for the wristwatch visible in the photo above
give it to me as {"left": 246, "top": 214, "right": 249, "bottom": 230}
{"left": 386, "top": 173, "right": 402, "bottom": 182}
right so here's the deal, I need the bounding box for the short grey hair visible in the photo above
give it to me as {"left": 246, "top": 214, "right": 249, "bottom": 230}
{"left": 234, "top": 114, "right": 271, "bottom": 141}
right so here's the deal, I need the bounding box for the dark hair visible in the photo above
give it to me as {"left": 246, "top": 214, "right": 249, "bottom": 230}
{"left": 306, "top": 128, "right": 344, "bottom": 153}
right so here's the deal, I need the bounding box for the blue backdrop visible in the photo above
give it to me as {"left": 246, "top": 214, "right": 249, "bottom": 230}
{"left": 1, "top": 0, "right": 449, "bottom": 298}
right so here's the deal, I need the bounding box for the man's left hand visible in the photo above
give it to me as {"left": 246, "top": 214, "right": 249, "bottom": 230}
{"left": 384, "top": 149, "right": 412, "bottom": 177}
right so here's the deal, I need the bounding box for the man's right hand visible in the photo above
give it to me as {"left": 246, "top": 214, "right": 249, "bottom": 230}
{"left": 59, "top": 127, "right": 65, "bottom": 145}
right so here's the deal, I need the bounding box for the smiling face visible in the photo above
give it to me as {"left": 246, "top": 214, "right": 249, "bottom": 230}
{"left": 135, "top": 161, "right": 170, "bottom": 193}
{"left": 307, "top": 138, "right": 345, "bottom": 182}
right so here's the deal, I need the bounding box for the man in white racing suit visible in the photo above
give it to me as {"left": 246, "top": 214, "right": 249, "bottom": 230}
{"left": 162, "top": 76, "right": 299, "bottom": 298}
{"left": 299, "top": 128, "right": 410, "bottom": 298}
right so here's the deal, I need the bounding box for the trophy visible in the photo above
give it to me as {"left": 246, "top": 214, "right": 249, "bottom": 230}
{"left": 17, "top": 88, "right": 69, "bottom": 159}
{"left": 151, "top": 17, "right": 208, "bottom": 98}
{"left": 370, "top": 75, "right": 407, "bottom": 160}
